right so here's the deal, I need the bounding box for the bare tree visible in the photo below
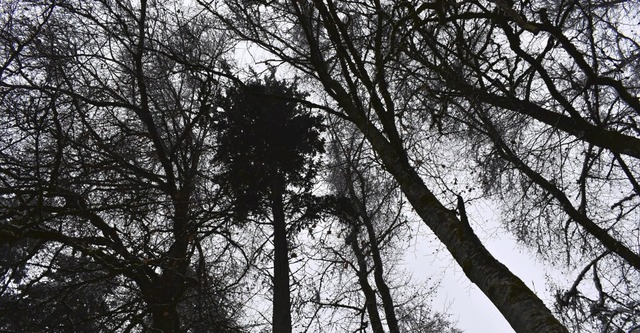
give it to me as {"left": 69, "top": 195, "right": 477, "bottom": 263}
{"left": 392, "top": 1, "right": 640, "bottom": 330}
{"left": 288, "top": 118, "right": 461, "bottom": 333}
{"left": 326, "top": 121, "right": 404, "bottom": 333}
{"left": 200, "top": 1, "right": 568, "bottom": 332}
{"left": 0, "top": 1, "right": 246, "bottom": 331}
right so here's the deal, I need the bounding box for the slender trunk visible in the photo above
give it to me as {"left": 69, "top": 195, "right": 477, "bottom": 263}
{"left": 362, "top": 215, "right": 400, "bottom": 333}
{"left": 347, "top": 224, "right": 386, "bottom": 333}
{"left": 271, "top": 176, "right": 292, "bottom": 333}
{"left": 347, "top": 182, "right": 400, "bottom": 333}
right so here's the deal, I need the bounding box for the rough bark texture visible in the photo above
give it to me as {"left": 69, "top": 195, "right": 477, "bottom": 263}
{"left": 271, "top": 178, "right": 292, "bottom": 333}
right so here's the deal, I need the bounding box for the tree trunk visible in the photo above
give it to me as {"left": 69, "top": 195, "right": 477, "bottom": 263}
{"left": 271, "top": 176, "right": 292, "bottom": 333}
{"left": 290, "top": 3, "right": 568, "bottom": 331}
{"left": 308, "top": 61, "right": 568, "bottom": 332}
{"left": 143, "top": 274, "right": 182, "bottom": 333}
{"left": 149, "top": 301, "right": 181, "bottom": 333}
{"left": 347, "top": 224, "right": 386, "bottom": 333}
{"left": 363, "top": 215, "right": 400, "bottom": 333}
{"left": 347, "top": 108, "right": 568, "bottom": 333}
{"left": 142, "top": 191, "right": 192, "bottom": 333}
{"left": 347, "top": 181, "right": 400, "bottom": 333}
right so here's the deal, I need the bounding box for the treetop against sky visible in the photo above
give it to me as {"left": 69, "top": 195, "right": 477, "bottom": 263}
{"left": 1, "top": 0, "right": 639, "bottom": 332}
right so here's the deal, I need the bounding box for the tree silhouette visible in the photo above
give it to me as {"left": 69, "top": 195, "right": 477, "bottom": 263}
{"left": 215, "top": 76, "right": 325, "bottom": 333}
{"left": 0, "top": 253, "right": 117, "bottom": 332}
{"left": 205, "top": 1, "right": 569, "bottom": 332}
{"left": 202, "top": 0, "right": 640, "bottom": 330}
{"left": 0, "top": 1, "right": 245, "bottom": 331}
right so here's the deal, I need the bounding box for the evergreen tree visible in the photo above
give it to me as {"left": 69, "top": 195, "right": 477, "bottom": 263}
{"left": 215, "top": 76, "right": 325, "bottom": 333}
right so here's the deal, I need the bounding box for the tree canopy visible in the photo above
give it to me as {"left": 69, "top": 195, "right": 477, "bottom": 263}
{"left": 215, "top": 76, "right": 325, "bottom": 333}
{"left": 2, "top": 0, "right": 639, "bottom": 332}
{"left": 214, "top": 76, "right": 325, "bottom": 219}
